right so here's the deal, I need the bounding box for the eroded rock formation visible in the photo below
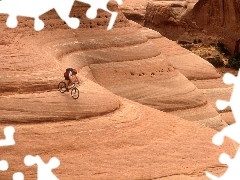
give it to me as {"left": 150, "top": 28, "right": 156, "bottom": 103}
{"left": 122, "top": 0, "right": 240, "bottom": 54}
{"left": 121, "top": 0, "right": 200, "bottom": 41}
{"left": 190, "top": 0, "right": 240, "bottom": 54}
{"left": 0, "top": 1, "right": 235, "bottom": 179}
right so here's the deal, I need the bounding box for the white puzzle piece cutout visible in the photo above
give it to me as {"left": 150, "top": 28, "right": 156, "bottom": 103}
{"left": 0, "top": 0, "right": 79, "bottom": 31}
{"left": 76, "top": 0, "right": 123, "bottom": 30}
{"left": 24, "top": 155, "right": 60, "bottom": 180}
{"left": 0, "top": 160, "right": 8, "bottom": 171}
{"left": 0, "top": 126, "right": 15, "bottom": 146}
{"left": 0, "top": 0, "right": 123, "bottom": 31}
{"left": 0, "top": 126, "right": 14, "bottom": 176}
{"left": 206, "top": 71, "right": 240, "bottom": 179}
{"left": 12, "top": 172, "right": 24, "bottom": 180}
{"left": 206, "top": 148, "right": 240, "bottom": 180}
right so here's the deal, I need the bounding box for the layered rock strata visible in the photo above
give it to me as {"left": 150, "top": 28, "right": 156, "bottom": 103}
{"left": 122, "top": 0, "right": 240, "bottom": 54}
{"left": 121, "top": 0, "right": 200, "bottom": 41}
{"left": 0, "top": 99, "right": 236, "bottom": 179}
{"left": 42, "top": 25, "right": 225, "bottom": 130}
{"left": 0, "top": 2, "right": 235, "bottom": 179}
{"left": 0, "top": 1, "right": 225, "bottom": 129}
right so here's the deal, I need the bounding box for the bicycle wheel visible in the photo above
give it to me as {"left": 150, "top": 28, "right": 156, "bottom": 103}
{"left": 58, "top": 81, "right": 67, "bottom": 93}
{"left": 71, "top": 87, "right": 79, "bottom": 99}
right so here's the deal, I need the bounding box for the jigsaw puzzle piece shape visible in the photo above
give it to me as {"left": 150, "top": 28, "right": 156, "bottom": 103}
{"left": 206, "top": 171, "right": 220, "bottom": 180}
{"left": 0, "top": 0, "right": 54, "bottom": 30}
{"left": 0, "top": 126, "right": 15, "bottom": 146}
{"left": 77, "top": 0, "right": 121, "bottom": 30}
{"left": 0, "top": 0, "right": 80, "bottom": 31}
{"left": 24, "top": 155, "right": 60, "bottom": 180}
{"left": 222, "top": 73, "right": 236, "bottom": 85}
{"left": 206, "top": 148, "right": 240, "bottom": 180}
{"left": 212, "top": 123, "right": 240, "bottom": 145}
{"left": 223, "top": 72, "right": 240, "bottom": 122}
{"left": 0, "top": 160, "right": 8, "bottom": 171}
{"left": 216, "top": 100, "right": 230, "bottom": 111}
{"left": 13, "top": 172, "right": 24, "bottom": 180}
{"left": 53, "top": 0, "right": 80, "bottom": 29}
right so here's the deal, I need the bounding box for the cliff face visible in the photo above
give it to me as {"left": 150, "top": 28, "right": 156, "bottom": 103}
{"left": 143, "top": 0, "right": 226, "bottom": 43}
{"left": 122, "top": 0, "right": 240, "bottom": 54}
{"left": 192, "top": 0, "right": 240, "bottom": 27}
{"left": 189, "top": 0, "right": 240, "bottom": 53}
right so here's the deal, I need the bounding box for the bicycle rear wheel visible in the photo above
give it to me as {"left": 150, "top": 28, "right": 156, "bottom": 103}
{"left": 58, "top": 81, "right": 67, "bottom": 93}
{"left": 71, "top": 87, "right": 79, "bottom": 99}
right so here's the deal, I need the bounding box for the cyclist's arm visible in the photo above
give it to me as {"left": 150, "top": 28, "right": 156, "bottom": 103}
{"left": 76, "top": 76, "right": 80, "bottom": 83}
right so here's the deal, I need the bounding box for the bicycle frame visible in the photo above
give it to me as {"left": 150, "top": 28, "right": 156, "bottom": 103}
{"left": 58, "top": 80, "right": 80, "bottom": 99}
{"left": 68, "top": 82, "right": 79, "bottom": 90}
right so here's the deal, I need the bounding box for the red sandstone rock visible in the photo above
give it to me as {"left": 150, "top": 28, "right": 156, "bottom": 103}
{"left": 190, "top": 0, "right": 240, "bottom": 54}
{"left": 0, "top": 2, "right": 236, "bottom": 179}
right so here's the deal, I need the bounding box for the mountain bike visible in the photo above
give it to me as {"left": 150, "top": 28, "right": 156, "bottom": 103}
{"left": 58, "top": 81, "right": 79, "bottom": 99}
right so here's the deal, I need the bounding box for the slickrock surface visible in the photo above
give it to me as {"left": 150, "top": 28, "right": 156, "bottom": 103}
{"left": 152, "top": 37, "right": 220, "bottom": 80}
{"left": 0, "top": 1, "right": 236, "bottom": 179}
{"left": 0, "top": 99, "right": 236, "bottom": 179}
{"left": 192, "top": 78, "right": 234, "bottom": 125}
{"left": 0, "top": 79, "right": 121, "bottom": 123}
{"left": 190, "top": 0, "right": 240, "bottom": 54}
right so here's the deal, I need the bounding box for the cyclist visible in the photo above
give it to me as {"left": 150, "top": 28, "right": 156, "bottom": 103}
{"left": 64, "top": 68, "right": 80, "bottom": 91}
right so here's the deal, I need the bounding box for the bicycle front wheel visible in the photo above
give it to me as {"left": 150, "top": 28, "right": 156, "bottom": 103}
{"left": 71, "top": 87, "right": 79, "bottom": 99}
{"left": 58, "top": 81, "right": 67, "bottom": 93}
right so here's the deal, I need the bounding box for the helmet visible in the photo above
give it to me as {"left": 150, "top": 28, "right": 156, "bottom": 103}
{"left": 72, "top": 69, "right": 77, "bottom": 75}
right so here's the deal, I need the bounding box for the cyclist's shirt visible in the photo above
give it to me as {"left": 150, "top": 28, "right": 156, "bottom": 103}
{"left": 64, "top": 70, "right": 73, "bottom": 80}
{"left": 64, "top": 68, "right": 77, "bottom": 80}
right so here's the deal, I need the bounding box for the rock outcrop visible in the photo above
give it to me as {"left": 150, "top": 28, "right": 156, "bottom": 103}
{"left": 122, "top": 0, "right": 240, "bottom": 54}
{"left": 144, "top": 1, "right": 195, "bottom": 40}
{"left": 0, "top": 1, "right": 226, "bottom": 129}
{"left": 190, "top": 0, "right": 240, "bottom": 54}
{"left": 121, "top": 0, "right": 201, "bottom": 41}
{"left": 120, "top": 0, "right": 236, "bottom": 125}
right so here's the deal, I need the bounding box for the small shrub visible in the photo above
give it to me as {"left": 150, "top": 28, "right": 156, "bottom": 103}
{"left": 216, "top": 42, "right": 230, "bottom": 56}
{"left": 182, "top": 44, "right": 193, "bottom": 50}
{"left": 206, "top": 56, "right": 224, "bottom": 68}
{"left": 226, "top": 53, "right": 240, "bottom": 69}
{"left": 198, "top": 39, "right": 202, "bottom": 43}
{"left": 214, "top": 56, "right": 224, "bottom": 67}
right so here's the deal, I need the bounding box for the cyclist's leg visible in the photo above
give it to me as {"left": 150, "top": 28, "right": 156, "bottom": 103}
{"left": 64, "top": 76, "right": 71, "bottom": 91}
{"left": 69, "top": 75, "right": 77, "bottom": 86}
{"left": 70, "top": 75, "right": 77, "bottom": 83}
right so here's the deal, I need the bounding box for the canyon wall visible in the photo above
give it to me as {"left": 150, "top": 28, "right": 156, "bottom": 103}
{"left": 190, "top": 0, "right": 240, "bottom": 53}
{"left": 122, "top": 0, "right": 240, "bottom": 54}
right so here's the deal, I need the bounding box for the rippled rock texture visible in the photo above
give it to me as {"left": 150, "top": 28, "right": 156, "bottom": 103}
{"left": 0, "top": 1, "right": 235, "bottom": 179}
